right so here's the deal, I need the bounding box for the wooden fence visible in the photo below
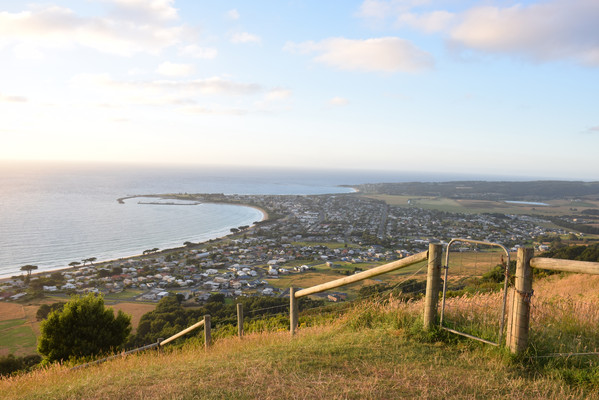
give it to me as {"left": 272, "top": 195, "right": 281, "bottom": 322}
{"left": 76, "top": 243, "right": 599, "bottom": 370}
{"left": 72, "top": 315, "right": 212, "bottom": 370}
{"left": 289, "top": 244, "right": 440, "bottom": 335}
{"left": 290, "top": 244, "right": 599, "bottom": 355}
{"left": 506, "top": 249, "right": 599, "bottom": 353}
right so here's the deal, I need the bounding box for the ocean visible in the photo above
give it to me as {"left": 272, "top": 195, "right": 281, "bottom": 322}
{"left": 0, "top": 161, "right": 368, "bottom": 278}
{"left": 0, "top": 161, "right": 523, "bottom": 278}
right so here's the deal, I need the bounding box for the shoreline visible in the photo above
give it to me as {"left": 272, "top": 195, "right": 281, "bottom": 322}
{"left": 0, "top": 199, "right": 269, "bottom": 283}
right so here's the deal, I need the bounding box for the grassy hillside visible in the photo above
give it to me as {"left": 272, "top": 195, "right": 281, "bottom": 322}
{"left": 2, "top": 293, "right": 599, "bottom": 400}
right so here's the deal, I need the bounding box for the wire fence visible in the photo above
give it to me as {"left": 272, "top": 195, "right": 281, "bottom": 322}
{"left": 440, "top": 242, "right": 510, "bottom": 345}
{"left": 529, "top": 280, "right": 599, "bottom": 358}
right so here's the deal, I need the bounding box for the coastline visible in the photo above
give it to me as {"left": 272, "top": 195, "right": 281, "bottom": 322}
{"left": 0, "top": 199, "right": 269, "bottom": 283}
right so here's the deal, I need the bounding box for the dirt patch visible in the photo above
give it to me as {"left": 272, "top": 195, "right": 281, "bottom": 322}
{"left": 0, "top": 302, "right": 25, "bottom": 320}
{"left": 111, "top": 303, "right": 156, "bottom": 332}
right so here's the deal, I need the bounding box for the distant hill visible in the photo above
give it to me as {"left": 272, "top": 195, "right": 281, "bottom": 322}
{"left": 353, "top": 181, "right": 599, "bottom": 200}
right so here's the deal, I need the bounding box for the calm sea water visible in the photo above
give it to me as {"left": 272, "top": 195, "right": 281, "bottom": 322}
{"left": 0, "top": 162, "right": 362, "bottom": 278}
{"left": 0, "top": 161, "right": 522, "bottom": 278}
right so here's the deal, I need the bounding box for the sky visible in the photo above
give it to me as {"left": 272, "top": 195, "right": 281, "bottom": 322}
{"left": 0, "top": 0, "right": 598, "bottom": 180}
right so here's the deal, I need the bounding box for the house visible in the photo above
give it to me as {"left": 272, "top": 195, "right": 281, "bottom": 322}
{"left": 10, "top": 293, "right": 26, "bottom": 301}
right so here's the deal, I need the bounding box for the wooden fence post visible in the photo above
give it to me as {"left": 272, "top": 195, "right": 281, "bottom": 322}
{"left": 507, "top": 247, "right": 534, "bottom": 353}
{"left": 423, "top": 243, "right": 443, "bottom": 330}
{"left": 237, "top": 303, "right": 244, "bottom": 338}
{"left": 204, "top": 315, "right": 211, "bottom": 350}
{"left": 290, "top": 287, "right": 298, "bottom": 335}
{"left": 505, "top": 288, "right": 514, "bottom": 347}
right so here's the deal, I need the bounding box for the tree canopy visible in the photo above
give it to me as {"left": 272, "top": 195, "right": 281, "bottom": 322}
{"left": 37, "top": 294, "right": 131, "bottom": 363}
{"left": 20, "top": 264, "right": 37, "bottom": 276}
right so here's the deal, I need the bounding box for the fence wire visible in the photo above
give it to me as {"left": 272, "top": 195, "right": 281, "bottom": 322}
{"left": 529, "top": 283, "right": 599, "bottom": 358}
{"left": 441, "top": 242, "right": 510, "bottom": 345}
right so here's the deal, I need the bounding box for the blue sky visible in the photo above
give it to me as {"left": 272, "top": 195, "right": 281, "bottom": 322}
{"left": 1, "top": 0, "right": 598, "bottom": 180}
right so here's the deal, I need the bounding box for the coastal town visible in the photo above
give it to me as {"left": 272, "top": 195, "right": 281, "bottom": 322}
{"left": 1, "top": 192, "right": 567, "bottom": 303}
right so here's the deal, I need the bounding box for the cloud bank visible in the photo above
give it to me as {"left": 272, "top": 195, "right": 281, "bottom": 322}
{"left": 358, "top": 0, "right": 599, "bottom": 66}
{"left": 285, "top": 37, "right": 434, "bottom": 73}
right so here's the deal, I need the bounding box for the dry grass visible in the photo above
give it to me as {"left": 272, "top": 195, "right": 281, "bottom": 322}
{"left": 0, "top": 302, "right": 26, "bottom": 320}
{"left": 534, "top": 274, "right": 599, "bottom": 302}
{"left": 110, "top": 303, "right": 155, "bottom": 333}
{"left": 2, "top": 314, "right": 596, "bottom": 400}
{"left": 529, "top": 274, "right": 599, "bottom": 355}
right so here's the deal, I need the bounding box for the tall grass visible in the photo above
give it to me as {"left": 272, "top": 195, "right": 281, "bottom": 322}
{"left": 3, "top": 273, "right": 599, "bottom": 398}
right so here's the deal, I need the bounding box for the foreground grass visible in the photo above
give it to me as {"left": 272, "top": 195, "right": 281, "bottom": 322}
{"left": 2, "top": 304, "right": 598, "bottom": 400}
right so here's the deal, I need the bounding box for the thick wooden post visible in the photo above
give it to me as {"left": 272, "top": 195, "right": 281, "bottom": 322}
{"left": 237, "top": 303, "right": 244, "bottom": 338}
{"left": 507, "top": 248, "right": 533, "bottom": 353}
{"left": 423, "top": 243, "right": 443, "bottom": 330}
{"left": 204, "top": 315, "right": 211, "bottom": 350}
{"left": 290, "top": 287, "right": 298, "bottom": 335}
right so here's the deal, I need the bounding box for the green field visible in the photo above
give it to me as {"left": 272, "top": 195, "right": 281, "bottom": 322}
{"left": 363, "top": 194, "right": 599, "bottom": 217}
{"left": 103, "top": 289, "right": 143, "bottom": 301}
{"left": 0, "top": 318, "right": 37, "bottom": 356}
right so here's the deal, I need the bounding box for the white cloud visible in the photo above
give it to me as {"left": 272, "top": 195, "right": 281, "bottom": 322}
{"left": 329, "top": 97, "right": 349, "bottom": 106}
{"left": 358, "top": 0, "right": 599, "bottom": 67}
{"left": 265, "top": 89, "right": 292, "bottom": 101}
{"left": 585, "top": 126, "right": 599, "bottom": 134}
{"left": 156, "top": 61, "right": 195, "bottom": 77}
{"left": 285, "top": 37, "right": 434, "bottom": 73}
{"left": 99, "top": 0, "right": 179, "bottom": 22}
{"left": 358, "top": 0, "right": 432, "bottom": 19}
{"left": 230, "top": 32, "right": 261, "bottom": 44}
{"left": 71, "top": 74, "right": 262, "bottom": 101}
{"left": 12, "top": 42, "right": 44, "bottom": 60}
{"left": 449, "top": 0, "right": 599, "bottom": 65}
{"left": 178, "top": 44, "right": 218, "bottom": 59}
{"left": 181, "top": 106, "right": 247, "bottom": 115}
{"left": 227, "top": 9, "right": 240, "bottom": 20}
{"left": 0, "top": 4, "right": 183, "bottom": 56}
{"left": 0, "top": 93, "right": 28, "bottom": 103}
{"left": 397, "top": 10, "right": 454, "bottom": 33}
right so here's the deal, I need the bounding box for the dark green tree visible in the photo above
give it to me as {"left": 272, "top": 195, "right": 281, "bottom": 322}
{"left": 36, "top": 302, "right": 65, "bottom": 321}
{"left": 20, "top": 264, "right": 38, "bottom": 278}
{"left": 37, "top": 294, "right": 131, "bottom": 363}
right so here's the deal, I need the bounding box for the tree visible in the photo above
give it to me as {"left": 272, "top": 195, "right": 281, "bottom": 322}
{"left": 20, "top": 265, "right": 38, "bottom": 283}
{"left": 37, "top": 294, "right": 131, "bottom": 363}
{"left": 20, "top": 264, "right": 38, "bottom": 278}
{"left": 36, "top": 302, "right": 65, "bottom": 321}
{"left": 81, "top": 257, "right": 97, "bottom": 266}
{"left": 68, "top": 261, "right": 80, "bottom": 268}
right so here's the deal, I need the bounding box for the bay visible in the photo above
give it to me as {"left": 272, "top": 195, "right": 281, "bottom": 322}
{"left": 0, "top": 161, "right": 521, "bottom": 278}
{"left": 0, "top": 162, "right": 357, "bottom": 278}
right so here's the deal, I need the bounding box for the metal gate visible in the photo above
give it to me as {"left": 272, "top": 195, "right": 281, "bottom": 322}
{"left": 440, "top": 238, "right": 511, "bottom": 346}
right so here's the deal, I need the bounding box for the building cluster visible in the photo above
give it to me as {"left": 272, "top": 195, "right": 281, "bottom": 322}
{"left": 1, "top": 193, "right": 566, "bottom": 302}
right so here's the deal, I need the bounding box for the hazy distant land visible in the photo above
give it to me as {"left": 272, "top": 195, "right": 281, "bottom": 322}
{"left": 351, "top": 180, "right": 599, "bottom": 200}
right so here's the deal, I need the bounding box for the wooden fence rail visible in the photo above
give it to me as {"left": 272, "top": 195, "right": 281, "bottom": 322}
{"left": 531, "top": 257, "right": 599, "bottom": 275}
{"left": 290, "top": 247, "right": 432, "bottom": 334}
{"left": 72, "top": 315, "right": 211, "bottom": 370}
